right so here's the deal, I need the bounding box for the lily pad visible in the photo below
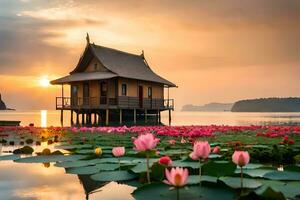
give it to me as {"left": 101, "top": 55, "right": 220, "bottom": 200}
{"left": 263, "top": 171, "right": 300, "bottom": 181}
{"left": 55, "top": 144, "right": 92, "bottom": 150}
{"left": 188, "top": 175, "right": 218, "bottom": 184}
{"left": 91, "top": 170, "right": 137, "bottom": 181}
{"left": 236, "top": 169, "right": 273, "bottom": 178}
{"left": 172, "top": 161, "right": 200, "bottom": 169}
{"left": 219, "top": 176, "right": 262, "bottom": 189}
{"left": 14, "top": 155, "right": 86, "bottom": 163}
{"left": 66, "top": 165, "right": 100, "bottom": 175}
{"left": 0, "top": 154, "right": 21, "bottom": 161}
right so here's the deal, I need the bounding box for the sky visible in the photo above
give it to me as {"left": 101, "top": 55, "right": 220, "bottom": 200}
{"left": 0, "top": 0, "right": 300, "bottom": 110}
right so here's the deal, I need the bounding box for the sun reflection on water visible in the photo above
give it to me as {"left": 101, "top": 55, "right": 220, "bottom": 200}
{"left": 41, "top": 110, "right": 47, "bottom": 127}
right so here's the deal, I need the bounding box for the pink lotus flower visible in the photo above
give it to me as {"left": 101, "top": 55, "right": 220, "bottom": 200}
{"left": 189, "top": 141, "right": 211, "bottom": 160}
{"left": 133, "top": 133, "right": 160, "bottom": 152}
{"left": 212, "top": 146, "right": 220, "bottom": 154}
{"left": 159, "top": 156, "right": 173, "bottom": 166}
{"left": 112, "top": 147, "right": 125, "bottom": 157}
{"left": 164, "top": 167, "right": 189, "bottom": 187}
{"left": 168, "top": 139, "right": 176, "bottom": 145}
{"left": 232, "top": 151, "right": 250, "bottom": 167}
{"left": 180, "top": 137, "right": 187, "bottom": 144}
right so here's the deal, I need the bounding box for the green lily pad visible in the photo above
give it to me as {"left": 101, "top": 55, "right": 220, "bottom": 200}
{"left": 172, "top": 161, "right": 200, "bottom": 169}
{"left": 187, "top": 175, "right": 218, "bottom": 184}
{"left": 208, "top": 154, "right": 222, "bottom": 159}
{"left": 55, "top": 159, "right": 100, "bottom": 168}
{"left": 14, "top": 155, "right": 86, "bottom": 163}
{"left": 203, "top": 161, "right": 236, "bottom": 177}
{"left": 66, "top": 165, "right": 100, "bottom": 175}
{"left": 0, "top": 154, "right": 21, "bottom": 161}
{"left": 131, "top": 163, "right": 150, "bottom": 173}
{"left": 96, "top": 163, "right": 120, "bottom": 171}
{"left": 242, "top": 163, "right": 264, "bottom": 170}
{"left": 259, "top": 180, "right": 300, "bottom": 198}
{"left": 132, "top": 182, "right": 233, "bottom": 200}
{"left": 263, "top": 171, "right": 300, "bottom": 181}
{"left": 91, "top": 170, "right": 137, "bottom": 181}
{"left": 219, "top": 176, "right": 262, "bottom": 189}
{"left": 236, "top": 169, "right": 273, "bottom": 178}
{"left": 55, "top": 144, "right": 92, "bottom": 150}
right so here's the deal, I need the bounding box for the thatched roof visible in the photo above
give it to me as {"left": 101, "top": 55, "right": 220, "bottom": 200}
{"left": 51, "top": 42, "right": 176, "bottom": 87}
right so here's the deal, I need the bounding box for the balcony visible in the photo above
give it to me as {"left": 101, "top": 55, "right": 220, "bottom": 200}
{"left": 55, "top": 96, "right": 174, "bottom": 110}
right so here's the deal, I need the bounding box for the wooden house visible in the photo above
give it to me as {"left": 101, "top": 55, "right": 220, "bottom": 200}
{"left": 51, "top": 35, "right": 176, "bottom": 126}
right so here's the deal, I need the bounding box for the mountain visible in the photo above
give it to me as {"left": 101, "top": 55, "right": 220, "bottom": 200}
{"left": 0, "top": 93, "right": 7, "bottom": 110}
{"left": 231, "top": 97, "right": 300, "bottom": 112}
{"left": 182, "top": 103, "right": 233, "bottom": 111}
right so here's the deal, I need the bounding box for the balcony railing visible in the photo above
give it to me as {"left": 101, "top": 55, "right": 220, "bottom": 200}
{"left": 56, "top": 96, "right": 174, "bottom": 110}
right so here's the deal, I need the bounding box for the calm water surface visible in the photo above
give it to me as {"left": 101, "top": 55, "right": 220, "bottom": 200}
{"left": 1, "top": 110, "right": 300, "bottom": 127}
{"left": 1, "top": 110, "right": 300, "bottom": 200}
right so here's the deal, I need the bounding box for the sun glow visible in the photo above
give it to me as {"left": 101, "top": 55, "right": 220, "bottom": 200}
{"left": 39, "top": 77, "right": 50, "bottom": 87}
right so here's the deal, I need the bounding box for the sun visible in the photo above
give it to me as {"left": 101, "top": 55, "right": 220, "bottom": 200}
{"left": 39, "top": 76, "right": 50, "bottom": 87}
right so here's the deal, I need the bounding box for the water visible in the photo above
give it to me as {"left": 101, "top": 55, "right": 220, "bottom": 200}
{"left": 1, "top": 110, "right": 300, "bottom": 200}
{"left": 1, "top": 110, "right": 300, "bottom": 127}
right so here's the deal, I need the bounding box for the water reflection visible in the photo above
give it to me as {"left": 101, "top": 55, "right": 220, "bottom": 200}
{"left": 2, "top": 110, "right": 300, "bottom": 127}
{"left": 41, "top": 110, "right": 47, "bottom": 128}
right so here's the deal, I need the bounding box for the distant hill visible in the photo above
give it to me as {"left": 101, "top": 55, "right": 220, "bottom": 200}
{"left": 0, "top": 93, "right": 6, "bottom": 110}
{"left": 231, "top": 97, "right": 300, "bottom": 112}
{"left": 182, "top": 103, "right": 233, "bottom": 112}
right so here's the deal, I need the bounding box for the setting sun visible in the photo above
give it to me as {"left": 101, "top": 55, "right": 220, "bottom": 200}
{"left": 39, "top": 76, "right": 50, "bottom": 87}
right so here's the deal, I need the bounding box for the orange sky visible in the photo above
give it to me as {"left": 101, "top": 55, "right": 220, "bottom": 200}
{"left": 0, "top": 0, "right": 300, "bottom": 110}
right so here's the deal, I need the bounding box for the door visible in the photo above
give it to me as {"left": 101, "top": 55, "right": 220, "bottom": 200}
{"left": 83, "top": 83, "right": 89, "bottom": 106}
{"left": 100, "top": 81, "right": 107, "bottom": 104}
{"left": 138, "top": 86, "right": 143, "bottom": 108}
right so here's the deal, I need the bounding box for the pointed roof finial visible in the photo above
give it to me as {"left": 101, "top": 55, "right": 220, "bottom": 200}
{"left": 86, "top": 33, "right": 90, "bottom": 44}
{"left": 141, "top": 50, "right": 144, "bottom": 58}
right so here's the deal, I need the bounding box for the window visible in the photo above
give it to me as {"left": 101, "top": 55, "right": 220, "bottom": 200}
{"left": 121, "top": 84, "right": 127, "bottom": 96}
{"left": 148, "top": 87, "right": 152, "bottom": 98}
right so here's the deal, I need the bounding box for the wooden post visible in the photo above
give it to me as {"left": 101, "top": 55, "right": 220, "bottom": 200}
{"left": 60, "top": 84, "right": 64, "bottom": 127}
{"left": 119, "top": 109, "right": 122, "bottom": 125}
{"left": 82, "top": 113, "right": 85, "bottom": 125}
{"left": 145, "top": 109, "right": 148, "bottom": 123}
{"left": 106, "top": 109, "right": 109, "bottom": 126}
{"left": 133, "top": 109, "right": 137, "bottom": 124}
{"left": 168, "top": 109, "right": 171, "bottom": 126}
{"left": 76, "top": 112, "right": 79, "bottom": 125}
{"left": 98, "top": 113, "right": 101, "bottom": 124}
{"left": 156, "top": 109, "right": 159, "bottom": 124}
{"left": 158, "top": 110, "right": 161, "bottom": 124}
{"left": 71, "top": 110, "right": 74, "bottom": 126}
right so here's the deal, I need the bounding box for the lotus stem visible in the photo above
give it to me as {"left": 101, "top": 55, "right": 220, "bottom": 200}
{"left": 118, "top": 158, "right": 121, "bottom": 171}
{"left": 199, "top": 159, "right": 202, "bottom": 186}
{"left": 146, "top": 153, "right": 151, "bottom": 183}
{"left": 240, "top": 166, "right": 243, "bottom": 190}
{"left": 176, "top": 187, "right": 180, "bottom": 200}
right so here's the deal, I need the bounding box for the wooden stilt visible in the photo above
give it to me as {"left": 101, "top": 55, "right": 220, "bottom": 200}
{"left": 82, "top": 113, "right": 85, "bottom": 125}
{"left": 133, "top": 109, "right": 137, "bottom": 124}
{"left": 71, "top": 110, "right": 74, "bottom": 126}
{"left": 156, "top": 109, "right": 159, "bottom": 124}
{"left": 145, "top": 109, "right": 148, "bottom": 123}
{"left": 168, "top": 109, "right": 171, "bottom": 126}
{"left": 76, "top": 112, "right": 79, "bottom": 125}
{"left": 159, "top": 110, "right": 161, "bottom": 124}
{"left": 106, "top": 109, "right": 109, "bottom": 126}
{"left": 98, "top": 113, "right": 101, "bottom": 124}
{"left": 60, "top": 110, "right": 64, "bottom": 127}
{"left": 119, "top": 109, "right": 122, "bottom": 125}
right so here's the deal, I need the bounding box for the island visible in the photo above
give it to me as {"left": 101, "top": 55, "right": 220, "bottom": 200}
{"left": 0, "top": 93, "right": 6, "bottom": 110}
{"left": 182, "top": 103, "right": 233, "bottom": 112}
{"left": 231, "top": 97, "right": 300, "bottom": 112}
